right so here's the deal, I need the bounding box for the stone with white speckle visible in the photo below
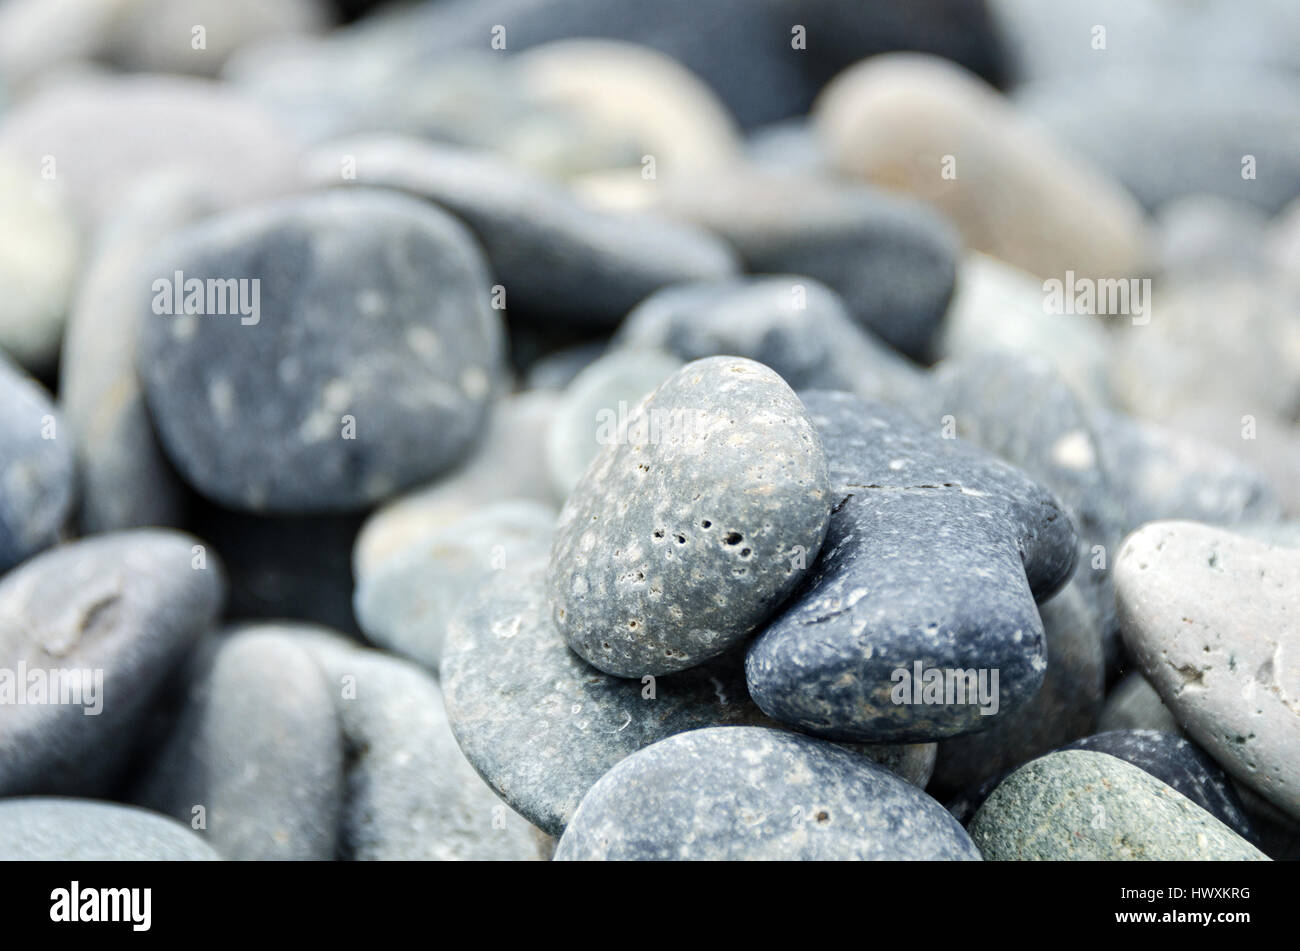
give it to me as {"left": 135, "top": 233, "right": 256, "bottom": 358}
{"left": 554, "top": 727, "right": 980, "bottom": 861}
{"left": 548, "top": 356, "right": 832, "bottom": 678}
{"left": 138, "top": 188, "right": 505, "bottom": 513}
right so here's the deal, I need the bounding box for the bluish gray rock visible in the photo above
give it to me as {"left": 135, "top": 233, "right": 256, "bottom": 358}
{"left": 524, "top": 342, "right": 606, "bottom": 391}
{"left": 138, "top": 187, "right": 505, "bottom": 513}
{"left": 1063, "top": 730, "right": 1257, "bottom": 844}
{"left": 1098, "top": 672, "right": 1183, "bottom": 735}
{"left": 0, "top": 530, "right": 225, "bottom": 797}
{"left": 304, "top": 136, "right": 739, "bottom": 330}
{"left": 659, "top": 170, "right": 960, "bottom": 361}
{"left": 0, "top": 798, "right": 220, "bottom": 860}
{"left": 549, "top": 356, "right": 832, "bottom": 677}
{"left": 554, "top": 727, "right": 981, "bottom": 860}
{"left": 354, "top": 499, "right": 556, "bottom": 670}
{"left": 0, "top": 351, "right": 75, "bottom": 573}
{"left": 746, "top": 391, "right": 1077, "bottom": 742}
{"left": 132, "top": 629, "right": 345, "bottom": 860}
{"left": 442, "top": 563, "right": 934, "bottom": 836}
{"left": 613, "top": 276, "right": 923, "bottom": 406}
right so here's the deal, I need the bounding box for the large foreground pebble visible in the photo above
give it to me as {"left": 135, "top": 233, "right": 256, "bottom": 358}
{"left": 549, "top": 357, "right": 831, "bottom": 677}
{"left": 442, "top": 564, "right": 933, "bottom": 835}
{"left": 133, "top": 629, "right": 344, "bottom": 860}
{"left": 306, "top": 136, "right": 738, "bottom": 329}
{"left": 969, "top": 750, "right": 1268, "bottom": 860}
{"left": 0, "top": 352, "right": 75, "bottom": 573}
{"left": 139, "top": 188, "right": 504, "bottom": 513}
{"left": 0, "top": 798, "right": 220, "bottom": 860}
{"left": 1117, "top": 521, "right": 1300, "bottom": 819}
{"left": 555, "top": 727, "right": 980, "bottom": 861}
{"left": 0, "top": 530, "right": 224, "bottom": 796}
{"left": 746, "top": 391, "right": 1076, "bottom": 742}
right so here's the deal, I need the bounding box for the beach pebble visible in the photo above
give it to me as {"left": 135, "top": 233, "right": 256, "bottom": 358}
{"left": 549, "top": 356, "right": 831, "bottom": 677}
{"left": 555, "top": 727, "right": 981, "bottom": 861}
{"left": 545, "top": 349, "right": 683, "bottom": 498}
{"left": 816, "top": 53, "right": 1150, "bottom": 282}
{"left": 0, "top": 353, "right": 75, "bottom": 574}
{"left": 132, "top": 629, "right": 344, "bottom": 860}
{"left": 613, "top": 276, "right": 924, "bottom": 406}
{"left": 354, "top": 500, "right": 556, "bottom": 671}
{"left": 139, "top": 188, "right": 505, "bottom": 513}
{"left": 746, "top": 391, "right": 1077, "bottom": 742}
{"left": 0, "top": 798, "right": 220, "bottom": 860}
{"left": 658, "top": 169, "right": 960, "bottom": 361}
{"left": 305, "top": 136, "right": 738, "bottom": 330}
{"left": 969, "top": 749, "right": 1268, "bottom": 860}
{"left": 0, "top": 530, "right": 225, "bottom": 796}
{"left": 1098, "top": 672, "right": 1183, "bottom": 735}
{"left": 1116, "top": 521, "right": 1300, "bottom": 820}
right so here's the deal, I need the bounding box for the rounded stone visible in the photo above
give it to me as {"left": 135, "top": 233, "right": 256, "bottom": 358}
{"left": 1098, "top": 672, "right": 1183, "bottom": 735}
{"left": 555, "top": 727, "right": 982, "bottom": 861}
{"left": 0, "top": 352, "right": 76, "bottom": 574}
{"left": 354, "top": 499, "right": 556, "bottom": 670}
{"left": 138, "top": 188, "right": 505, "bottom": 513}
{"left": 548, "top": 356, "right": 832, "bottom": 677}
{"left": 969, "top": 749, "right": 1268, "bottom": 860}
{"left": 546, "top": 349, "right": 683, "bottom": 498}
{"left": 1116, "top": 521, "right": 1300, "bottom": 820}
{"left": 0, "top": 798, "right": 220, "bottom": 860}
{"left": 132, "top": 629, "right": 344, "bottom": 860}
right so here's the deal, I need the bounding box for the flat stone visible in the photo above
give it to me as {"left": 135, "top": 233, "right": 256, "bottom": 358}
{"left": 554, "top": 727, "right": 981, "bottom": 860}
{"left": 138, "top": 188, "right": 505, "bottom": 513}
{"left": 545, "top": 349, "right": 683, "bottom": 498}
{"left": 0, "top": 157, "right": 78, "bottom": 370}
{"left": 132, "top": 629, "right": 344, "bottom": 860}
{"left": 297, "top": 633, "right": 542, "bottom": 860}
{"left": 354, "top": 391, "right": 560, "bottom": 579}
{"left": 816, "top": 53, "right": 1150, "bottom": 282}
{"left": 549, "top": 356, "right": 832, "bottom": 677}
{"left": 969, "top": 749, "right": 1268, "bottom": 860}
{"left": 304, "top": 136, "right": 739, "bottom": 330}
{"left": 746, "top": 391, "right": 1077, "bottom": 742}
{"left": 1063, "top": 730, "right": 1257, "bottom": 843}
{"left": 613, "top": 276, "right": 923, "bottom": 406}
{"left": 657, "top": 168, "right": 959, "bottom": 361}
{"left": 0, "top": 530, "right": 225, "bottom": 796}
{"left": 1116, "top": 521, "right": 1300, "bottom": 819}
{"left": 0, "top": 352, "right": 75, "bottom": 573}
{"left": 354, "top": 499, "right": 556, "bottom": 671}
{"left": 0, "top": 798, "right": 220, "bottom": 860}
{"left": 442, "top": 563, "right": 934, "bottom": 836}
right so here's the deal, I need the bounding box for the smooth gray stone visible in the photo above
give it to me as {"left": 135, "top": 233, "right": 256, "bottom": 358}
{"left": 1117, "top": 521, "right": 1300, "bottom": 820}
{"left": 931, "top": 579, "right": 1103, "bottom": 794}
{"left": 545, "top": 349, "right": 683, "bottom": 498}
{"left": 298, "top": 634, "right": 542, "bottom": 861}
{"left": 659, "top": 170, "right": 961, "bottom": 361}
{"left": 1091, "top": 408, "right": 1283, "bottom": 528}
{"left": 1098, "top": 671, "right": 1183, "bottom": 735}
{"left": 354, "top": 499, "right": 556, "bottom": 671}
{"left": 524, "top": 342, "right": 607, "bottom": 391}
{"left": 613, "top": 276, "right": 924, "bottom": 406}
{"left": 304, "top": 136, "right": 739, "bottom": 330}
{"left": 0, "top": 351, "right": 75, "bottom": 572}
{"left": 59, "top": 173, "right": 211, "bottom": 534}
{"left": 442, "top": 563, "right": 934, "bottom": 836}
{"left": 132, "top": 629, "right": 344, "bottom": 860}
{"left": 0, "top": 798, "right": 220, "bottom": 860}
{"left": 549, "top": 356, "right": 832, "bottom": 677}
{"left": 1154, "top": 195, "right": 1271, "bottom": 279}
{"left": 138, "top": 188, "right": 505, "bottom": 513}
{"left": 555, "top": 727, "right": 982, "bottom": 861}
{"left": 0, "top": 73, "right": 302, "bottom": 235}
{"left": 746, "top": 391, "right": 1077, "bottom": 742}
{"left": 0, "top": 530, "right": 225, "bottom": 796}
{"left": 969, "top": 750, "right": 1268, "bottom": 860}
{"left": 1063, "top": 730, "right": 1257, "bottom": 843}
{"left": 1016, "top": 67, "right": 1300, "bottom": 215}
